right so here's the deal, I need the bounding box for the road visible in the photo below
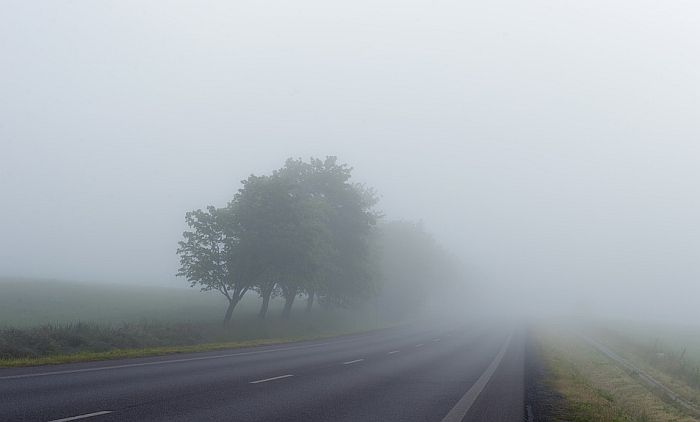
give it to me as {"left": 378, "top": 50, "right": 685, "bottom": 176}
{"left": 0, "top": 323, "right": 525, "bottom": 422}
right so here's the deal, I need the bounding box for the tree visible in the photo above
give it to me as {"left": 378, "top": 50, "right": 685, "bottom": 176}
{"left": 235, "top": 157, "right": 379, "bottom": 318}
{"left": 228, "top": 175, "right": 282, "bottom": 319}
{"left": 231, "top": 172, "right": 329, "bottom": 318}
{"left": 177, "top": 156, "right": 382, "bottom": 322}
{"left": 289, "top": 157, "right": 380, "bottom": 310}
{"left": 375, "top": 220, "right": 460, "bottom": 319}
{"left": 176, "top": 206, "right": 251, "bottom": 325}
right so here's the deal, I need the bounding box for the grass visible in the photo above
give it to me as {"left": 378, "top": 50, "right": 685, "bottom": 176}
{"left": 602, "top": 321, "right": 700, "bottom": 371}
{"left": 0, "top": 278, "right": 236, "bottom": 327}
{"left": 589, "top": 323, "right": 700, "bottom": 408}
{"left": 535, "top": 326, "right": 698, "bottom": 422}
{"left": 0, "top": 278, "right": 391, "bottom": 367}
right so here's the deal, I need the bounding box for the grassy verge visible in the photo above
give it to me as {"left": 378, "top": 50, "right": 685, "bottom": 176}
{"left": 592, "top": 325, "right": 700, "bottom": 407}
{"left": 0, "top": 316, "right": 396, "bottom": 368}
{"left": 535, "top": 327, "right": 698, "bottom": 422}
{"left": 0, "top": 278, "right": 400, "bottom": 368}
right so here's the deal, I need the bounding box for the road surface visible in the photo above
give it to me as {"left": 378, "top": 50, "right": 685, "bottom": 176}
{"left": 0, "top": 323, "right": 525, "bottom": 421}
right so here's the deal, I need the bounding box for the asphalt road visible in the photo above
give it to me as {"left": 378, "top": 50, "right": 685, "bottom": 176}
{"left": 0, "top": 323, "right": 525, "bottom": 422}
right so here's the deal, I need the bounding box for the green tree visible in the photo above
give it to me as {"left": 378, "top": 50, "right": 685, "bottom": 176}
{"left": 375, "top": 220, "right": 460, "bottom": 319}
{"left": 177, "top": 156, "right": 381, "bottom": 322}
{"left": 232, "top": 172, "right": 329, "bottom": 318}
{"left": 291, "top": 157, "right": 380, "bottom": 310}
{"left": 176, "top": 206, "right": 251, "bottom": 325}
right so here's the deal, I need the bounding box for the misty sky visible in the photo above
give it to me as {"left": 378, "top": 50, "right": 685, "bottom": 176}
{"left": 2, "top": 1, "right": 699, "bottom": 320}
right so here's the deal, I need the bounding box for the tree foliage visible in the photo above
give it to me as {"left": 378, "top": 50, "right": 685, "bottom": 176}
{"left": 177, "top": 156, "right": 462, "bottom": 324}
{"left": 176, "top": 206, "right": 251, "bottom": 324}
{"left": 375, "top": 221, "right": 463, "bottom": 319}
{"left": 177, "top": 157, "right": 379, "bottom": 321}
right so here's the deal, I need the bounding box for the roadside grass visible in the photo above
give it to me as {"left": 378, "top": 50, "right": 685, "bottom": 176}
{"left": 589, "top": 324, "right": 700, "bottom": 409}
{"left": 0, "top": 278, "right": 392, "bottom": 368}
{"left": 536, "top": 327, "right": 698, "bottom": 422}
{"left": 0, "top": 313, "right": 392, "bottom": 368}
{"left": 603, "top": 321, "right": 700, "bottom": 372}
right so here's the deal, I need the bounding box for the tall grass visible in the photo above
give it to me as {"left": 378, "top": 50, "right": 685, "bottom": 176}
{"left": 0, "top": 311, "right": 380, "bottom": 361}
{"left": 0, "top": 278, "right": 384, "bottom": 364}
{"left": 644, "top": 339, "right": 700, "bottom": 390}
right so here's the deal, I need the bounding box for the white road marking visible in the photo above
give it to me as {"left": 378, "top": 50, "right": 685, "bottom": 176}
{"left": 440, "top": 333, "right": 513, "bottom": 422}
{"left": 415, "top": 343, "right": 425, "bottom": 348}
{"left": 0, "top": 338, "right": 361, "bottom": 380}
{"left": 48, "top": 411, "right": 113, "bottom": 422}
{"left": 249, "top": 374, "right": 294, "bottom": 384}
{"left": 387, "top": 350, "right": 400, "bottom": 355}
{"left": 432, "top": 338, "right": 441, "bottom": 342}
{"left": 343, "top": 359, "right": 364, "bottom": 365}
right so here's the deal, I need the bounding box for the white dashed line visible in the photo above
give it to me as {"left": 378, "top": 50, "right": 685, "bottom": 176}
{"left": 387, "top": 350, "right": 400, "bottom": 355}
{"left": 432, "top": 338, "right": 441, "bottom": 342}
{"left": 249, "top": 374, "right": 294, "bottom": 384}
{"left": 415, "top": 343, "right": 425, "bottom": 348}
{"left": 49, "top": 411, "right": 113, "bottom": 422}
{"left": 343, "top": 359, "right": 365, "bottom": 365}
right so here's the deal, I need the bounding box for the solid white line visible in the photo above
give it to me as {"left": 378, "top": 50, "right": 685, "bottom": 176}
{"left": 49, "top": 411, "right": 113, "bottom": 422}
{"left": 440, "top": 333, "right": 513, "bottom": 422}
{"left": 0, "top": 338, "right": 360, "bottom": 380}
{"left": 343, "top": 359, "right": 364, "bottom": 365}
{"left": 387, "top": 350, "right": 400, "bottom": 355}
{"left": 415, "top": 343, "right": 425, "bottom": 348}
{"left": 249, "top": 374, "right": 294, "bottom": 384}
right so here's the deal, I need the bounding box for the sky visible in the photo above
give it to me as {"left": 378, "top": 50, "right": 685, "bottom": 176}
{"left": 2, "top": 0, "right": 699, "bottom": 321}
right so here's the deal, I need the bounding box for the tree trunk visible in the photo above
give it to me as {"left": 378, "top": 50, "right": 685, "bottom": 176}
{"left": 305, "top": 291, "right": 315, "bottom": 313}
{"left": 282, "top": 289, "right": 296, "bottom": 318}
{"left": 258, "top": 285, "right": 273, "bottom": 319}
{"left": 223, "top": 298, "right": 237, "bottom": 326}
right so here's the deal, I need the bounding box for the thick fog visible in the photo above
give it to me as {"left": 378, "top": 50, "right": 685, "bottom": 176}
{"left": 2, "top": 1, "right": 699, "bottom": 322}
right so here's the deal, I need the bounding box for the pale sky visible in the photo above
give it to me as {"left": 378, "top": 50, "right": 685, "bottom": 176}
{"left": 2, "top": 0, "right": 699, "bottom": 321}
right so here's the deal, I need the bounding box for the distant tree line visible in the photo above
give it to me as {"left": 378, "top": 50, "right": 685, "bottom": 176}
{"left": 177, "top": 156, "right": 463, "bottom": 324}
{"left": 375, "top": 220, "right": 464, "bottom": 319}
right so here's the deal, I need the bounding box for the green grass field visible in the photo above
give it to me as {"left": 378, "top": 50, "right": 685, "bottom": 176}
{"left": 0, "top": 278, "right": 385, "bottom": 366}
{"left": 0, "top": 278, "right": 258, "bottom": 327}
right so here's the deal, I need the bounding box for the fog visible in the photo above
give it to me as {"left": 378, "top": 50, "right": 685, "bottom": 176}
{"left": 2, "top": 1, "right": 699, "bottom": 323}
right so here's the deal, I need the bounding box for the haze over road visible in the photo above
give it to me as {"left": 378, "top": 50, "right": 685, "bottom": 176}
{"left": 0, "top": 323, "right": 524, "bottom": 422}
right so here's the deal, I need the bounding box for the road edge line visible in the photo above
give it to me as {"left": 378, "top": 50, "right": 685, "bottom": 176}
{"left": 48, "top": 410, "right": 113, "bottom": 422}
{"left": 440, "top": 333, "right": 513, "bottom": 422}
